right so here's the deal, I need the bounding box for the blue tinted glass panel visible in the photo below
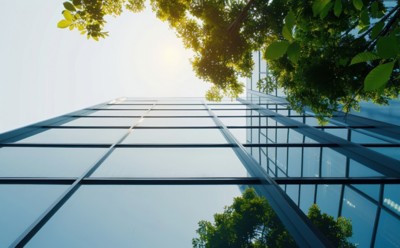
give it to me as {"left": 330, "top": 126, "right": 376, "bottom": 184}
{"left": 89, "top": 110, "right": 146, "bottom": 116}
{"left": 316, "top": 185, "right": 341, "bottom": 217}
{"left": 342, "top": 186, "right": 377, "bottom": 247}
{"left": 219, "top": 117, "right": 248, "bottom": 126}
{"left": 0, "top": 185, "right": 67, "bottom": 247}
{"left": 213, "top": 110, "right": 250, "bottom": 116}
{"left": 375, "top": 210, "right": 400, "bottom": 247}
{"left": 0, "top": 147, "right": 106, "bottom": 177}
{"left": 154, "top": 105, "right": 205, "bottom": 109}
{"left": 286, "top": 185, "right": 299, "bottom": 204}
{"left": 353, "top": 184, "right": 380, "bottom": 201}
{"left": 299, "top": 185, "right": 315, "bottom": 213}
{"left": 288, "top": 148, "right": 302, "bottom": 177}
{"left": 303, "top": 148, "right": 320, "bottom": 177}
{"left": 92, "top": 148, "right": 249, "bottom": 177}
{"left": 349, "top": 160, "right": 383, "bottom": 177}
{"left": 139, "top": 117, "right": 216, "bottom": 127}
{"left": 63, "top": 117, "right": 138, "bottom": 127}
{"left": 106, "top": 105, "right": 152, "bottom": 109}
{"left": 122, "top": 129, "right": 228, "bottom": 144}
{"left": 229, "top": 128, "right": 248, "bottom": 144}
{"left": 26, "top": 185, "right": 243, "bottom": 248}
{"left": 16, "top": 129, "right": 126, "bottom": 144}
{"left": 147, "top": 110, "right": 210, "bottom": 116}
{"left": 384, "top": 185, "right": 400, "bottom": 216}
{"left": 321, "top": 148, "right": 346, "bottom": 177}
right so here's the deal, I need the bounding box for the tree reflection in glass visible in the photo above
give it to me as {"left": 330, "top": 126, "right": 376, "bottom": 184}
{"left": 193, "top": 188, "right": 355, "bottom": 248}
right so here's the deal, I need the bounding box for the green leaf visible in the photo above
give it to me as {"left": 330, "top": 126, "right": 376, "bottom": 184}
{"left": 320, "top": 2, "right": 333, "bottom": 19}
{"left": 350, "top": 52, "right": 381, "bottom": 65}
{"left": 334, "top": 0, "right": 342, "bottom": 17}
{"left": 360, "top": 9, "right": 370, "bottom": 25}
{"left": 57, "top": 19, "right": 71, "bottom": 28}
{"left": 62, "top": 10, "right": 73, "bottom": 21}
{"left": 352, "top": 0, "right": 363, "bottom": 11}
{"left": 370, "top": 22, "right": 384, "bottom": 39}
{"left": 364, "top": 61, "right": 395, "bottom": 91}
{"left": 63, "top": 2, "right": 76, "bottom": 12}
{"left": 377, "top": 36, "right": 399, "bottom": 59}
{"left": 282, "top": 25, "right": 293, "bottom": 41}
{"left": 287, "top": 42, "right": 301, "bottom": 63}
{"left": 285, "top": 11, "right": 296, "bottom": 31}
{"left": 72, "top": 0, "right": 81, "bottom": 5}
{"left": 265, "top": 41, "right": 290, "bottom": 60}
{"left": 312, "top": 0, "right": 331, "bottom": 17}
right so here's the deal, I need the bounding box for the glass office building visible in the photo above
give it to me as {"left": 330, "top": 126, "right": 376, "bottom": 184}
{"left": 1, "top": 95, "right": 399, "bottom": 247}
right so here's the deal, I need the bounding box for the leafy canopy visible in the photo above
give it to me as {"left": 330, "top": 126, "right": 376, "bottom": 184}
{"left": 192, "top": 188, "right": 356, "bottom": 248}
{"left": 58, "top": 0, "right": 400, "bottom": 118}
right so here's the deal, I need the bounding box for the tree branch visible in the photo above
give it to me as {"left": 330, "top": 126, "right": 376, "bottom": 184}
{"left": 227, "top": 0, "right": 256, "bottom": 34}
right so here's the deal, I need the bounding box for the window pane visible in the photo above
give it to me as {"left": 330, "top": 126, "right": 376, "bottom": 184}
{"left": 0, "top": 147, "right": 106, "bottom": 177}
{"left": 89, "top": 110, "right": 146, "bottom": 116}
{"left": 147, "top": 110, "right": 210, "bottom": 116}
{"left": 139, "top": 117, "right": 216, "bottom": 127}
{"left": 375, "top": 209, "right": 400, "bottom": 247}
{"left": 384, "top": 184, "right": 400, "bottom": 216}
{"left": 342, "top": 186, "right": 377, "bottom": 247}
{"left": 154, "top": 105, "right": 205, "bottom": 109}
{"left": 16, "top": 129, "right": 126, "bottom": 144}
{"left": 122, "top": 129, "right": 228, "bottom": 144}
{"left": 106, "top": 105, "right": 152, "bottom": 110}
{"left": 219, "top": 117, "right": 248, "bottom": 126}
{"left": 63, "top": 117, "right": 138, "bottom": 127}
{"left": 209, "top": 104, "right": 252, "bottom": 109}
{"left": 0, "top": 185, "right": 67, "bottom": 247}
{"left": 26, "top": 185, "right": 243, "bottom": 248}
{"left": 316, "top": 185, "right": 341, "bottom": 217}
{"left": 92, "top": 148, "right": 249, "bottom": 177}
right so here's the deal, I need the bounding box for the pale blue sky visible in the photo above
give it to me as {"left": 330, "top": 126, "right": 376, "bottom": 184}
{"left": 0, "top": 1, "right": 214, "bottom": 133}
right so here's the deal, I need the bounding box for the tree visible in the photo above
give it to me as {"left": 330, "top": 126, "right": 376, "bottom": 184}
{"left": 57, "top": 0, "right": 400, "bottom": 119}
{"left": 192, "top": 188, "right": 355, "bottom": 248}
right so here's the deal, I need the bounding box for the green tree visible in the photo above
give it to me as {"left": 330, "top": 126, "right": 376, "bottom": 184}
{"left": 58, "top": 0, "right": 400, "bottom": 119}
{"left": 192, "top": 188, "right": 355, "bottom": 248}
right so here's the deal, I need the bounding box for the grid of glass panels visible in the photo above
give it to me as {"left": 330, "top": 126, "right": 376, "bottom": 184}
{"left": 246, "top": 51, "right": 400, "bottom": 247}
{"left": 1, "top": 97, "right": 399, "bottom": 247}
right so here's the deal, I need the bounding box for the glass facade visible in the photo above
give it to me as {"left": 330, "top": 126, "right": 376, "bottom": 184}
{"left": 0, "top": 94, "right": 399, "bottom": 247}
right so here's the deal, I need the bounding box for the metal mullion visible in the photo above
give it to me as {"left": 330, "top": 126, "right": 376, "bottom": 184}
{"left": 0, "top": 143, "right": 111, "bottom": 148}
{"left": 115, "top": 144, "right": 234, "bottom": 148}
{"left": 238, "top": 98, "right": 400, "bottom": 178}
{"left": 274, "top": 177, "right": 400, "bottom": 185}
{"left": 82, "top": 177, "right": 262, "bottom": 185}
{"left": 38, "top": 126, "right": 221, "bottom": 130}
{"left": 11, "top": 103, "right": 158, "bottom": 247}
{"left": 0, "top": 178, "right": 76, "bottom": 185}
{"left": 202, "top": 101, "right": 332, "bottom": 247}
{"left": 371, "top": 184, "right": 383, "bottom": 247}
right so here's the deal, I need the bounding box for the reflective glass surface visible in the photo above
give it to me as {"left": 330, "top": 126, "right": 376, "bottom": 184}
{"left": 153, "top": 105, "right": 205, "bottom": 109}
{"left": 92, "top": 148, "right": 248, "bottom": 177}
{"left": 106, "top": 105, "right": 152, "bottom": 110}
{"left": 26, "top": 185, "right": 243, "bottom": 248}
{"left": 0, "top": 185, "right": 67, "bottom": 247}
{"left": 122, "top": 128, "right": 228, "bottom": 144}
{"left": 139, "top": 117, "right": 216, "bottom": 127}
{"left": 62, "top": 117, "right": 138, "bottom": 127}
{"left": 16, "top": 129, "right": 126, "bottom": 144}
{"left": 0, "top": 147, "right": 106, "bottom": 177}
{"left": 89, "top": 110, "right": 146, "bottom": 116}
{"left": 147, "top": 110, "right": 210, "bottom": 116}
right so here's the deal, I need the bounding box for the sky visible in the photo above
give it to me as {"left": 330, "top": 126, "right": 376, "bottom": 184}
{"left": 0, "top": 1, "right": 214, "bottom": 133}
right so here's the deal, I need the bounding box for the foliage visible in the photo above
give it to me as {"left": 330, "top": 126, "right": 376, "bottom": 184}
{"left": 58, "top": 0, "right": 400, "bottom": 119}
{"left": 192, "top": 188, "right": 355, "bottom": 248}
